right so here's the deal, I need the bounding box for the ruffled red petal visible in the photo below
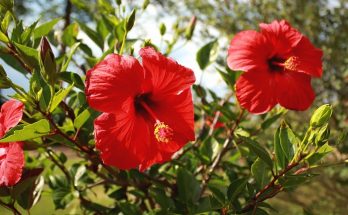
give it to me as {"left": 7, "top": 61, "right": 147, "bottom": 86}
{"left": 236, "top": 70, "right": 277, "bottom": 114}
{"left": 259, "top": 20, "right": 303, "bottom": 55}
{"left": 94, "top": 105, "right": 152, "bottom": 170}
{"left": 292, "top": 37, "right": 323, "bottom": 77}
{"left": 0, "top": 142, "right": 24, "bottom": 186}
{"left": 139, "top": 47, "right": 195, "bottom": 100}
{"left": 0, "top": 100, "right": 24, "bottom": 134}
{"left": 86, "top": 54, "right": 144, "bottom": 113}
{"left": 227, "top": 30, "right": 271, "bottom": 72}
{"left": 275, "top": 71, "right": 315, "bottom": 111}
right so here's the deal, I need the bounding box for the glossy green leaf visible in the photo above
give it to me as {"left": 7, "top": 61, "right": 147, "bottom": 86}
{"left": 62, "top": 22, "right": 79, "bottom": 46}
{"left": 34, "top": 18, "right": 61, "bottom": 39}
{"left": 1, "top": 11, "right": 11, "bottom": 32}
{"left": 13, "top": 42, "right": 39, "bottom": 69}
{"left": 77, "top": 21, "right": 104, "bottom": 49}
{"left": 74, "top": 108, "right": 94, "bottom": 129}
{"left": 0, "top": 119, "right": 51, "bottom": 142}
{"left": 274, "top": 127, "right": 286, "bottom": 169}
{"left": 0, "top": 30, "right": 9, "bottom": 43}
{"left": 61, "top": 42, "right": 80, "bottom": 72}
{"left": 60, "top": 71, "right": 85, "bottom": 90}
{"left": 196, "top": 39, "right": 219, "bottom": 70}
{"left": 279, "top": 122, "right": 297, "bottom": 162}
{"left": 49, "top": 84, "right": 74, "bottom": 112}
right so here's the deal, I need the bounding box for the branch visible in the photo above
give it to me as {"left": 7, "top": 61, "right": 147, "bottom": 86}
{"left": 200, "top": 108, "right": 245, "bottom": 194}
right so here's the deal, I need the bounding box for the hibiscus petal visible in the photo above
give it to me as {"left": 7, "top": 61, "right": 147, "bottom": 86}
{"left": 139, "top": 47, "right": 195, "bottom": 99}
{"left": 227, "top": 30, "right": 271, "bottom": 72}
{"left": 137, "top": 90, "right": 195, "bottom": 171}
{"left": 94, "top": 105, "right": 152, "bottom": 170}
{"left": 0, "top": 99, "right": 24, "bottom": 134}
{"left": 86, "top": 54, "right": 144, "bottom": 113}
{"left": 236, "top": 70, "right": 277, "bottom": 114}
{"left": 275, "top": 71, "right": 315, "bottom": 111}
{"left": 259, "top": 20, "right": 303, "bottom": 54}
{"left": 0, "top": 142, "right": 24, "bottom": 186}
{"left": 291, "top": 36, "right": 323, "bottom": 77}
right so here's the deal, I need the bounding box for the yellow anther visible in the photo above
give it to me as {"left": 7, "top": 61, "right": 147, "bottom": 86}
{"left": 154, "top": 121, "right": 174, "bottom": 143}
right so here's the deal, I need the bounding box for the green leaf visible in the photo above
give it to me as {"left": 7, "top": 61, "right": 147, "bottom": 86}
{"left": 227, "top": 178, "right": 247, "bottom": 202}
{"left": 62, "top": 22, "right": 79, "bottom": 46}
{"left": 49, "top": 84, "right": 74, "bottom": 112}
{"left": 274, "top": 127, "right": 286, "bottom": 169}
{"left": 0, "top": 0, "right": 13, "bottom": 12}
{"left": 306, "top": 143, "right": 333, "bottom": 165}
{"left": 279, "top": 122, "right": 297, "bottom": 162}
{"left": 74, "top": 108, "right": 95, "bottom": 129}
{"left": 13, "top": 42, "right": 39, "bottom": 69}
{"left": 196, "top": 39, "right": 219, "bottom": 70}
{"left": 177, "top": 168, "right": 201, "bottom": 205}
{"left": 48, "top": 175, "right": 75, "bottom": 209}
{"left": 0, "top": 30, "right": 9, "bottom": 43}
{"left": 61, "top": 42, "right": 80, "bottom": 72}
{"left": 251, "top": 158, "right": 271, "bottom": 189}
{"left": 21, "top": 20, "right": 39, "bottom": 44}
{"left": 59, "top": 71, "right": 85, "bottom": 90}
{"left": 261, "top": 110, "right": 285, "bottom": 130}
{"left": 149, "top": 187, "right": 174, "bottom": 210}
{"left": 33, "top": 18, "right": 61, "bottom": 39}
{"left": 12, "top": 168, "right": 44, "bottom": 210}
{"left": 242, "top": 137, "right": 273, "bottom": 168}
{"left": 280, "top": 174, "right": 313, "bottom": 190}
{"left": 1, "top": 11, "right": 12, "bottom": 33}
{"left": 77, "top": 21, "right": 104, "bottom": 49}
{"left": 0, "top": 119, "right": 51, "bottom": 142}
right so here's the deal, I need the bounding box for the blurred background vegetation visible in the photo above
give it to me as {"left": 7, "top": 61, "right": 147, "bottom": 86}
{"left": 1, "top": 0, "right": 348, "bottom": 214}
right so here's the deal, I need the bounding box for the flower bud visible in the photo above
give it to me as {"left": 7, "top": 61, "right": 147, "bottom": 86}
{"left": 310, "top": 104, "right": 333, "bottom": 128}
{"left": 126, "top": 9, "right": 136, "bottom": 31}
{"left": 39, "top": 37, "right": 57, "bottom": 86}
{"left": 116, "top": 0, "right": 122, "bottom": 5}
{"left": 142, "top": 0, "right": 150, "bottom": 10}
{"left": 185, "top": 16, "right": 197, "bottom": 40}
{"left": 159, "top": 23, "right": 166, "bottom": 36}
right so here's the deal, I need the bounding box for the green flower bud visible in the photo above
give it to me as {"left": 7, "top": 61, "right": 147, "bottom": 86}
{"left": 142, "top": 0, "right": 150, "bottom": 10}
{"left": 185, "top": 16, "right": 197, "bottom": 40}
{"left": 126, "top": 9, "right": 136, "bottom": 32}
{"left": 159, "top": 23, "right": 166, "bottom": 36}
{"left": 310, "top": 104, "right": 333, "bottom": 128}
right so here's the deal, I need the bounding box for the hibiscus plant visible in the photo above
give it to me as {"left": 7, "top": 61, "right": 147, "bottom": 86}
{"left": 0, "top": 0, "right": 343, "bottom": 214}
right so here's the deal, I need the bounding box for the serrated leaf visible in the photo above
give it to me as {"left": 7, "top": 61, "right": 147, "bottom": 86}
{"left": 196, "top": 39, "right": 218, "bottom": 70}
{"left": 33, "top": 18, "right": 61, "bottom": 39}
{"left": 49, "top": 84, "right": 74, "bottom": 112}
{"left": 0, "top": 119, "right": 51, "bottom": 142}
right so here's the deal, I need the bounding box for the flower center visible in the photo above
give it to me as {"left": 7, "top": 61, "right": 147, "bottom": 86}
{"left": 268, "top": 56, "right": 299, "bottom": 72}
{"left": 138, "top": 99, "right": 174, "bottom": 143}
{"left": 154, "top": 121, "right": 174, "bottom": 143}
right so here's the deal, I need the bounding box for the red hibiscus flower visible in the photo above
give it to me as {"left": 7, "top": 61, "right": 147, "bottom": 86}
{"left": 86, "top": 47, "right": 195, "bottom": 171}
{"left": 0, "top": 99, "right": 25, "bottom": 186}
{"left": 227, "top": 20, "right": 323, "bottom": 114}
